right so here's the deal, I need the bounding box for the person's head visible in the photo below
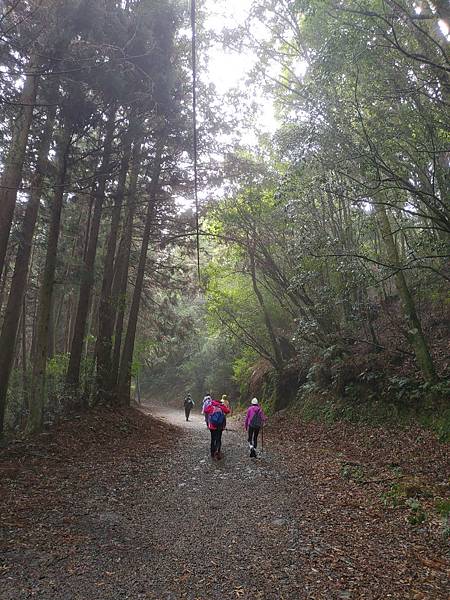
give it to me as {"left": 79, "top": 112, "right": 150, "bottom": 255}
{"left": 251, "top": 398, "right": 258, "bottom": 405}
{"left": 221, "top": 394, "right": 227, "bottom": 402}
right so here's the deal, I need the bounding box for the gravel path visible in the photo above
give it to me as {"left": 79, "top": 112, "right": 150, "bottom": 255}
{"left": 1, "top": 401, "right": 448, "bottom": 599}
{"left": 136, "top": 403, "right": 305, "bottom": 599}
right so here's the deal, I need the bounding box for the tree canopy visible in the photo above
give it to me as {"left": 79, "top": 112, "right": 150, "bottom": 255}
{"left": 0, "top": 0, "right": 448, "bottom": 437}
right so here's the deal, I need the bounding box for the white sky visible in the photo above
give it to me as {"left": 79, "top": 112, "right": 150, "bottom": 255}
{"left": 203, "top": 0, "right": 278, "bottom": 137}
{"left": 174, "top": 0, "right": 305, "bottom": 209}
{"left": 204, "top": 0, "right": 254, "bottom": 96}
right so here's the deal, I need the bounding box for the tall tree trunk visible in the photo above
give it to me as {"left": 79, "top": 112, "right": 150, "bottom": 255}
{"left": 30, "top": 285, "right": 38, "bottom": 362}
{"left": 96, "top": 133, "right": 132, "bottom": 401}
{"left": 0, "top": 249, "right": 13, "bottom": 317}
{"left": 376, "top": 204, "right": 437, "bottom": 382}
{"left": 0, "top": 96, "right": 57, "bottom": 434}
{"left": 110, "top": 141, "right": 142, "bottom": 388}
{"left": 21, "top": 297, "right": 28, "bottom": 407}
{"left": 47, "top": 292, "right": 56, "bottom": 359}
{"left": 116, "top": 141, "right": 164, "bottom": 404}
{"left": 53, "top": 210, "right": 83, "bottom": 353}
{"left": 64, "top": 295, "right": 73, "bottom": 354}
{"left": 249, "top": 242, "right": 291, "bottom": 412}
{"left": 0, "top": 56, "right": 41, "bottom": 279}
{"left": 83, "top": 292, "right": 99, "bottom": 401}
{"left": 66, "top": 107, "right": 116, "bottom": 390}
{"left": 27, "top": 126, "right": 72, "bottom": 434}
{"left": 248, "top": 244, "right": 284, "bottom": 371}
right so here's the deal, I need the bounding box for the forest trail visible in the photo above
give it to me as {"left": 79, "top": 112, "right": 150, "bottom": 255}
{"left": 1, "top": 401, "right": 449, "bottom": 600}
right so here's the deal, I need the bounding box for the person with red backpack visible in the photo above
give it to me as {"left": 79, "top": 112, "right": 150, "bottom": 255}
{"left": 204, "top": 397, "right": 231, "bottom": 460}
{"left": 244, "top": 398, "right": 267, "bottom": 458}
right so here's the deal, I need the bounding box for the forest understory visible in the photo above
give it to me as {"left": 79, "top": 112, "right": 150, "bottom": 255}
{"left": 1, "top": 403, "right": 449, "bottom": 600}
{"left": 0, "top": 0, "right": 449, "bottom": 595}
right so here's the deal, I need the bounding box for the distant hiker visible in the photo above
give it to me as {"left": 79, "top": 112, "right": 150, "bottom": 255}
{"left": 220, "top": 394, "right": 231, "bottom": 429}
{"left": 184, "top": 393, "right": 195, "bottom": 421}
{"left": 244, "top": 398, "right": 267, "bottom": 458}
{"left": 204, "top": 398, "right": 230, "bottom": 460}
{"left": 201, "top": 394, "right": 212, "bottom": 426}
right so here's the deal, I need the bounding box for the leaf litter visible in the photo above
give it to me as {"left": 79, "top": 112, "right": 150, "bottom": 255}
{"left": 0, "top": 405, "right": 448, "bottom": 599}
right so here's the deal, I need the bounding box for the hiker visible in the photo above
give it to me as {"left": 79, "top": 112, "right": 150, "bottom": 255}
{"left": 244, "top": 398, "right": 267, "bottom": 458}
{"left": 201, "top": 393, "right": 212, "bottom": 426}
{"left": 204, "top": 397, "right": 230, "bottom": 460}
{"left": 220, "top": 394, "right": 231, "bottom": 429}
{"left": 184, "top": 393, "right": 195, "bottom": 421}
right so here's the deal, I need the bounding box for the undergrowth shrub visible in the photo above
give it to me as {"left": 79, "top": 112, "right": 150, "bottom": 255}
{"left": 295, "top": 364, "right": 450, "bottom": 440}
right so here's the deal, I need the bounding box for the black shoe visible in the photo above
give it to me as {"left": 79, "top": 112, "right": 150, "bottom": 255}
{"left": 250, "top": 448, "right": 257, "bottom": 458}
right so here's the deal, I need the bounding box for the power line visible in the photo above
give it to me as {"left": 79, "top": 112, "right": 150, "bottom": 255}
{"left": 190, "top": 0, "right": 201, "bottom": 284}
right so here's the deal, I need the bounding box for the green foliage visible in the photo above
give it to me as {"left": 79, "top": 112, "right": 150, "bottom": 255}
{"left": 258, "top": 370, "right": 279, "bottom": 414}
{"left": 405, "top": 499, "right": 427, "bottom": 526}
{"left": 435, "top": 499, "right": 450, "bottom": 518}
{"left": 436, "top": 499, "right": 450, "bottom": 540}
{"left": 380, "top": 477, "right": 443, "bottom": 528}
{"left": 47, "top": 353, "right": 70, "bottom": 381}
{"left": 4, "top": 369, "right": 27, "bottom": 433}
{"left": 295, "top": 378, "right": 450, "bottom": 440}
{"left": 179, "top": 334, "right": 237, "bottom": 400}
{"left": 381, "top": 483, "right": 405, "bottom": 509}
{"left": 112, "top": 0, "right": 449, "bottom": 425}
{"left": 140, "top": 295, "right": 240, "bottom": 402}
{"left": 341, "top": 462, "right": 365, "bottom": 483}
{"left": 46, "top": 353, "right": 70, "bottom": 403}
{"left": 233, "top": 348, "right": 259, "bottom": 399}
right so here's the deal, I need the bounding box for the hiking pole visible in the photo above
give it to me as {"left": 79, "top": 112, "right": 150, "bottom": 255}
{"left": 261, "top": 424, "right": 264, "bottom": 455}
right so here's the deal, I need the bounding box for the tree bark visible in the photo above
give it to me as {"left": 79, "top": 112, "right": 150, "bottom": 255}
{"left": 27, "top": 126, "right": 72, "bottom": 434}
{"left": 21, "top": 297, "right": 28, "bottom": 406}
{"left": 376, "top": 204, "right": 437, "bottom": 382}
{"left": 65, "top": 107, "right": 116, "bottom": 390}
{"left": 0, "top": 95, "right": 57, "bottom": 434}
{"left": 0, "top": 55, "right": 41, "bottom": 279}
{"left": 110, "top": 140, "right": 142, "bottom": 389}
{"left": 249, "top": 244, "right": 284, "bottom": 371}
{"left": 0, "top": 249, "right": 12, "bottom": 317}
{"left": 116, "top": 140, "right": 164, "bottom": 405}
{"left": 95, "top": 133, "right": 132, "bottom": 401}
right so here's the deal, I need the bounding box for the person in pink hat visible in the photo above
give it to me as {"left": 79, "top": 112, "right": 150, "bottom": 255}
{"left": 244, "top": 398, "right": 267, "bottom": 458}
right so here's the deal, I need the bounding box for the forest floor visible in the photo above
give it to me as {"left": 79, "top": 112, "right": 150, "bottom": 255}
{"left": 0, "top": 400, "right": 449, "bottom": 600}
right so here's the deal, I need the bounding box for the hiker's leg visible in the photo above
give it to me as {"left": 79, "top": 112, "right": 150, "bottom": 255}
{"left": 212, "top": 429, "right": 221, "bottom": 455}
{"left": 249, "top": 427, "right": 257, "bottom": 457}
{"left": 252, "top": 427, "right": 260, "bottom": 449}
{"left": 217, "top": 428, "right": 223, "bottom": 452}
{"left": 248, "top": 427, "right": 253, "bottom": 445}
{"left": 210, "top": 430, "right": 216, "bottom": 456}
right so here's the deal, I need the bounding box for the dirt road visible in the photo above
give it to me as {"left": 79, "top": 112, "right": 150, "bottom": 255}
{"left": 1, "top": 400, "right": 448, "bottom": 599}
